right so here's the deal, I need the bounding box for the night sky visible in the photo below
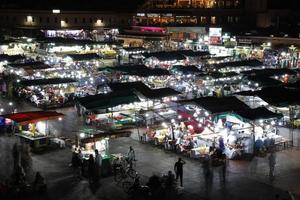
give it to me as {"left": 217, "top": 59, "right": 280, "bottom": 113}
{"left": 0, "top": 0, "right": 299, "bottom": 11}
{"left": 0, "top": 0, "right": 146, "bottom": 11}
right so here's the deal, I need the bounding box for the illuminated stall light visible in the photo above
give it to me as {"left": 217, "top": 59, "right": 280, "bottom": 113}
{"left": 52, "top": 9, "right": 61, "bottom": 14}
{"left": 27, "top": 16, "right": 33, "bottom": 23}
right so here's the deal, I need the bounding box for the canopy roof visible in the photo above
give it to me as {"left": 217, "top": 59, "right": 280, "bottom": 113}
{"left": 142, "top": 50, "right": 210, "bottom": 61}
{"left": 108, "top": 81, "right": 181, "bottom": 99}
{"left": 122, "top": 47, "right": 146, "bottom": 52}
{"left": 211, "top": 59, "right": 263, "bottom": 69}
{"left": 235, "top": 107, "right": 283, "bottom": 121}
{"left": 0, "top": 54, "right": 25, "bottom": 63}
{"left": 246, "top": 75, "right": 283, "bottom": 87}
{"left": 171, "top": 65, "right": 202, "bottom": 75}
{"left": 209, "top": 72, "right": 239, "bottom": 79}
{"left": 176, "top": 50, "right": 211, "bottom": 58}
{"left": 235, "top": 87, "right": 300, "bottom": 107}
{"left": 18, "top": 78, "right": 77, "bottom": 86}
{"left": 9, "top": 61, "right": 51, "bottom": 70}
{"left": 77, "top": 90, "right": 140, "bottom": 110}
{"left": 181, "top": 96, "right": 250, "bottom": 114}
{"left": 2, "top": 111, "right": 64, "bottom": 124}
{"left": 142, "top": 51, "right": 186, "bottom": 61}
{"left": 242, "top": 68, "right": 298, "bottom": 77}
{"left": 99, "top": 65, "right": 170, "bottom": 77}
{"left": 65, "top": 53, "right": 102, "bottom": 61}
{"left": 285, "top": 81, "right": 300, "bottom": 89}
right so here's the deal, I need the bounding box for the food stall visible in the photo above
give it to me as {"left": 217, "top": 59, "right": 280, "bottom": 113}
{"left": 76, "top": 129, "right": 131, "bottom": 177}
{"left": 2, "top": 111, "right": 64, "bottom": 150}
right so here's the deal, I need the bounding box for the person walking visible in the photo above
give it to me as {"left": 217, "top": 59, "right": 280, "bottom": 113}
{"left": 94, "top": 149, "right": 102, "bottom": 183}
{"left": 78, "top": 149, "right": 84, "bottom": 178}
{"left": 127, "top": 146, "right": 136, "bottom": 168}
{"left": 269, "top": 151, "right": 276, "bottom": 181}
{"left": 174, "top": 157, "right": 186, "bottom": 187}
{"left": 87, "top": 154, "right": 95, "bottom": 184}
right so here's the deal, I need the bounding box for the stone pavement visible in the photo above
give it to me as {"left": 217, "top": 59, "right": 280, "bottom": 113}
{"left": 1, "top": 96, "right": 300, "bottom": 199}
{"left": 1, "top": 135, "right": 294, "bottom": 200}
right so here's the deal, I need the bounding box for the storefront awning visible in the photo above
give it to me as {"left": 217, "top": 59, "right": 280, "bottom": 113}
{"left": 0, "top": 54, "right": 25, "bottom": 63}
{"left": 18, "top": 78, "right": 77, "bottom": 86}
{"left": 9, "top": 61, "right": 51, "bottom": 70}
{"left": 2, "top": 111, "right": 64, "bottom": 124}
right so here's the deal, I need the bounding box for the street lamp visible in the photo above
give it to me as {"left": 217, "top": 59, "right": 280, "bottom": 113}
{"left": 8, "top": 102, "right": 14, "bottom": 113}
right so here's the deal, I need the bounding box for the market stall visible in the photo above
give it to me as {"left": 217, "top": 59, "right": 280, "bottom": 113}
{"left": 99, "top": 64, "right": 171, "bottom": 88}
{"left": 178, "top": 96, "right": 286, "bottom": 159}
{"left": 15, "top": 78, "right": 78, "bottom": 108}
{"left": 2, "top": 111, "right": 64, "bottom": 149}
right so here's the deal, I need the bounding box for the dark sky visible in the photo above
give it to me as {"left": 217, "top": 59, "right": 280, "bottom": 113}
{"left": 268, "top": 0, "right": 300, "bottom": 10}
{"left": 0, "top": 0, "right": 146, "bottom": 11}
{"left": 0, "top": 0, "right": 299, "bottom": 11}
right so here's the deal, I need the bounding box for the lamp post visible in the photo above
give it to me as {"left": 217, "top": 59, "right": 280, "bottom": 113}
{"left": 8, "top": 102, "right": 14, "bottom": 113}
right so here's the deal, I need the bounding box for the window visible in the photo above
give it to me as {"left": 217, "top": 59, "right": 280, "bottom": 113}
{"left": 39, "top": 17, "right": 42, "bottom": 23}
{"left": 225, "top": 0, "right": 232, "bottom": 8}
{"left": 218, "top": 0, "right": 225, "bottom": 8}
{"left": 211, "top": 16, "right": 216, "bottom": 24}
{"left": 32, "top": 17, "right": 35, "bottom": 22}
{"left": 46, "top": 17, "right": 50, "bottom": 23}
{"left": 235, "top": 16, "right": 239, "bottom": 23}
{"left": 200, "top": 16, "right": 207, "bottom": 24}
{"left": 65, "top": 18, "right": 68, "bottom": 23}
{"left": 74, "top": 18, "right": 78, "bottom": 24}
{"left": 234, "top": 0, "right": 239, "bottom": 7}
{"left": 54, "top": 17, "right": 58, "bottom": 23}
{"left": 82, "top": 18, "right": 86, "bottom": 23}
{"left": 227, "top": 16, "right": 233, "bottom": 23}
{"left": 89, "top": 18, "right": 93, "bottom": 23}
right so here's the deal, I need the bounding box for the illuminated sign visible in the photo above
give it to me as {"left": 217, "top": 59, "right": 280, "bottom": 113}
{"left": 209, "top": 27, "right": 222, "bottom": 45}
{"left": 209, "top": 27, "right": 222, "bottom": 37}
{"left": 147, "top": 13, "right": 160, "bottom": 17}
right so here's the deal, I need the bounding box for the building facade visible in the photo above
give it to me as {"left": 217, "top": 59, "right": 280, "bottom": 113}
{"left": 134, "top": 0, "right": 269, "bottom": 29}
{"left": 0, "top": 9, "right": 133, "bottom": 30}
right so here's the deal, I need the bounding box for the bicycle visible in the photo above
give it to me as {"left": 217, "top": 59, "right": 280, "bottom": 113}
{"left": 113, "top": 157, "right": 137, "bottom": 183}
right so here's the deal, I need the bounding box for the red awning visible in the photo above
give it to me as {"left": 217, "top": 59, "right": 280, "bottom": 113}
{"left": 2, "top": 111, "right": 64, "bottom": 124}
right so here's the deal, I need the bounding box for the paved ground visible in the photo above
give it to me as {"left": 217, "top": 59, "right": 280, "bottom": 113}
{"left": 1, "top": 95, "right": 300, "bottom": 200}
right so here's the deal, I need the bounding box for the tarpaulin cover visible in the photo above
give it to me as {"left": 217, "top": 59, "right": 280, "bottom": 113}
{"left": 2, "top": 111, "right": 64, "bottom": 124}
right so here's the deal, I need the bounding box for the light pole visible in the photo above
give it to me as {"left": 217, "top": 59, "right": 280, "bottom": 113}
{"left": 8, "top": 102, "right": 14, "bottom": 113}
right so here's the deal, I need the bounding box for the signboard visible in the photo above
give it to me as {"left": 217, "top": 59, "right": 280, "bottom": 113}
{"left": 209, "top": 27, "right": 222, "bottom": 45}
